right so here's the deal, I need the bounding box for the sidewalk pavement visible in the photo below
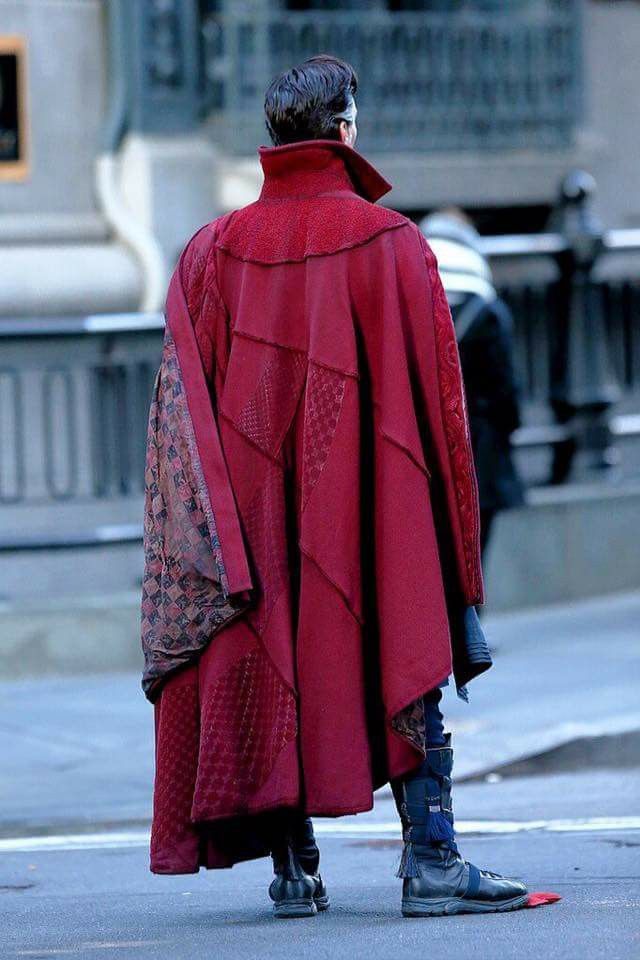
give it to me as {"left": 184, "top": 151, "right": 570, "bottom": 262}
{"left": 1, "top": 591, "right": 639, "bottom": 835}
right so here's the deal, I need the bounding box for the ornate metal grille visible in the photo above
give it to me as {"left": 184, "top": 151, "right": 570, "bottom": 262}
{"left": 200, "top": 0, "right": 582, "bottom": 154}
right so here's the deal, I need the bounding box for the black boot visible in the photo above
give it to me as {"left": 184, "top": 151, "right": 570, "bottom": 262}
{"left": 391, "top": 736, "right": 528, "bottom": 917}
{"left": 269, "top": 816, "right": 329, "bottom": 919}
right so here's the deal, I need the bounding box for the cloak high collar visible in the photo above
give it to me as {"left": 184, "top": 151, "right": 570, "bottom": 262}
{"left": 258, "top": 139, "right": 392, "bottom": 203}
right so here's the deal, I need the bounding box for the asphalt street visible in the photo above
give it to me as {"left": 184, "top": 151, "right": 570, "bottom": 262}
{"left": 1, "top": 592, "right": 639, "bottom": 958}
{"left": 2, "top": 768, "right": 639, "bottom": 960}
{"left": 1, "top": 811, "right": 639, "bottom": 960}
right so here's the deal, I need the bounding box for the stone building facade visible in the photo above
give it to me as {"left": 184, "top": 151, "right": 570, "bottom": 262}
{"left": 0, "top": 0, "right": 638, "bottom": 316}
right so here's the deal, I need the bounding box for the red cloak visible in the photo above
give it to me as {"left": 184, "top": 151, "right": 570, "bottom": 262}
{"left": 143, "top": 139, "right": 484, "bottom": 874}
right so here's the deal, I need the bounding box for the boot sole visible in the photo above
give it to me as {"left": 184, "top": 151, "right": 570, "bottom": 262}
{"left": 402, "top": 893, "right": 529, "bottom": 918}
{"left": 273, "top": 898, "right": 318, "bottom": 919}
{"left": 272, "top": 893, "right": 330, "bottom": 919}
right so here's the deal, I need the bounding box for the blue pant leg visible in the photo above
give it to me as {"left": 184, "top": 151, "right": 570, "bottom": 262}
{"left": 423, "top": 688, "right": 446, "bottom": 748}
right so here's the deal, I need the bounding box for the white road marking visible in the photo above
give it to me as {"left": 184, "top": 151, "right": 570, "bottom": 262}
{"left": 0, "top": 831, "right": 150, "bottom": 854}
{"left": 1, "top": 816, "right": 639, "bottom": 855}
{"left": 16, "top": 941, "right": 166, "bottom": 956}
{"left": 314, "top": 816, "right": 640, "bottom": 837}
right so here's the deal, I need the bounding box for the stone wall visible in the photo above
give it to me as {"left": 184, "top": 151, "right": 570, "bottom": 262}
{"left": 583, "top": 0, "right": 640, "bottom": 228}
{"left": 0, "top": 0, "right": 142, "bottom": 314}
{"left": 2, "top": 0, "right": 640, "bottom": 316}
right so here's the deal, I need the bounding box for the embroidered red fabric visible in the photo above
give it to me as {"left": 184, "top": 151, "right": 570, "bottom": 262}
{"left": 421, "top": 234, "right": 483, "bottom": 603}
{"left": 218, "top": 195, "right": 407, "bottom": 264}
{"left": 192, "top": 646, "right": 298, "bottom": 819}
{"left": 140, "top": 328, "right": 247, "bottom": 701}
{"left": 148, "top": 140, "right": 484, "bottom": 874}
{"left": 150, "top": 668, "right": 201, "bottom": 873}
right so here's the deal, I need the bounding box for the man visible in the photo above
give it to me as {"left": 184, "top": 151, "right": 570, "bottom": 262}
{"left": 141, "top": 55, "right": 529, "bottom": 919}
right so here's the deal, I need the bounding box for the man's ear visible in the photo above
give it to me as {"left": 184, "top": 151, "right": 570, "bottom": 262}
{"left": 338, "top": 120, "right": 350, "bottom": 144}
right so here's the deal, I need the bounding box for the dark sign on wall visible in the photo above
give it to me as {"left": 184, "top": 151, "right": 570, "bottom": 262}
{"left": 0, "top": 36, "right": 28, "bottom": 180}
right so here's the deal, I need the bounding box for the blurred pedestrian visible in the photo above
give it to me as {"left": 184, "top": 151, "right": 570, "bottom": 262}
{"left": 421, "top": 210, "right": 525, "bottom": 560}
{"left": 141, "top": 55, "right": 529, "bottom": 919}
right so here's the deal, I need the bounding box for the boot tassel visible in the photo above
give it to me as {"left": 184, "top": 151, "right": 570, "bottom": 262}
{"left": 427, "top": 808, "right": 456, "bottom": 845}
{"left": 396, "top": 840, "right": 420, "bottom": 879}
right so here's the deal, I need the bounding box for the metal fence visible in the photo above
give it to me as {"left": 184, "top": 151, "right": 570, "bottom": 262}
{"left": 200, "top": 0, "right": 582, "bottom": 154}
{"left": 0, "top": 317, "right": 162, "bottom": 550}
{"left": 501, "top": 276, "right": 640, "bottom": 413}
{"left": 2, "top": 210, "right": 640, "bottom": 551}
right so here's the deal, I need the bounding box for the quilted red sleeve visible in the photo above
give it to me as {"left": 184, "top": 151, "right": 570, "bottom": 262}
{"left": 165, "top": 226, "right": 253, "bottom": 598}
{"left": 408, "top": 227, "right": 484, "bottom": 607}
{"left": 180, "top": 233, "right": 218, "bottom": 384}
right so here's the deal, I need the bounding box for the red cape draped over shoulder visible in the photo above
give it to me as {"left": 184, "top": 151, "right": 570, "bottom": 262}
{"left": 144, "top": 140, "right": 484, "bottom": 874}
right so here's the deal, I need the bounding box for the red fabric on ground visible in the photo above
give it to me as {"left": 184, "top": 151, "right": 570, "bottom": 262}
{"left": 148, "top": 140, "right": 484, "bottom": 874}
{"left": 525, "top": 892, "right": 562, "bottom": 908}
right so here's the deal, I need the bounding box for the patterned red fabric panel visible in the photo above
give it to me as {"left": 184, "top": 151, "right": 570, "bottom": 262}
{"left": 150, "top": 670, "right": 200, "bottom": 871}
{"left": 235, "top": 350, "right": 307, "bottom": 460}
{"left": 184, "top": 247, "right": 209, "bottom": 324}
{"left": 183, "top": 246, "right": 218, "bottom": 384}
{"left": 302, "top": 363, "right": 346, "bottom": 508}
{"left": 141, "top": 328, "right": 246, "bottom": 700}
{"left": 392, "top": 696, "right": 427, "bottom": 754}
{"left": 218, "top": 196, "right": 407, "bottom": 264}
{"left": 192, "top": 647, "right": 297, "bottom": 818}
{"left": 425, "top": 243, "right": 483, "bottom": 604}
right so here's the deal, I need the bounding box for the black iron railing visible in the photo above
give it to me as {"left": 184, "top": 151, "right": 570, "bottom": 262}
{"left": 1, "top": 199, "right": 640, "bottom": 551}
{"left": 479, "top": 171, "right": 640, "bottom": 480}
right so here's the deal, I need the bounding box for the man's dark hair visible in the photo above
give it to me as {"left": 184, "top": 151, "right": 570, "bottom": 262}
{"left": 264, "top": 54, "right": 358, "bottom": 146}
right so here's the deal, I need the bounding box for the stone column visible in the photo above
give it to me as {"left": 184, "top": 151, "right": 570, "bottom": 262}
{"left": 0, "top": 0, "right": 142, "bottom": 316}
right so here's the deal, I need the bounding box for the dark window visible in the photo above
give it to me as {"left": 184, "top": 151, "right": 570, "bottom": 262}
{"left": 0, "top": 53, "right": 20, "bottom": 163}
